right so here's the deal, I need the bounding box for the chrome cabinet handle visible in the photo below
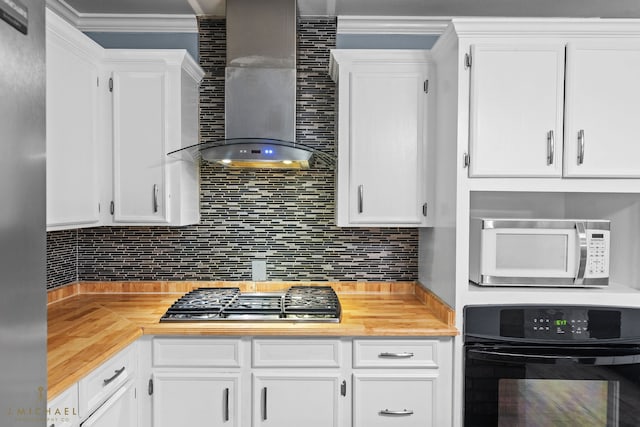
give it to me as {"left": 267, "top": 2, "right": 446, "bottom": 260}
{"left": 223, "top": 387, "right": 230, "bottom": 422}
{"left": 152, "top": 184, "right": 159, "bottom": 213}
{"left": 378, "top": 352, "right": 414, "bottom": 358}
{"left": 380, "top": 409, "right": 414, "bottom": 416}
{"left": 546, "top": 130, "right": 555, "bottom": 165}
{"left": 357, "top": 185, "right": 364, "bottom": 214}
{"left": 577, "top": 129, "right": 585, "bottom": 165}
{"left": 261, "top": 387, "right": 267, "bottom": 421}
{"left": 103, "top": 366, "right": 125, "bottom": 386}
{"left": 575, "top": 221, "right": 587, "bottom": 286}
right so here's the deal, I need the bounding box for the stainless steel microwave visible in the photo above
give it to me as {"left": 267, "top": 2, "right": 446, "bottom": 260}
{"left": 470, "top": 218, "right": 610, "bottom": 287}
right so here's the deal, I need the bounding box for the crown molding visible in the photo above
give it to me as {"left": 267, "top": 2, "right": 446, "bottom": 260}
{"left": 337, "top": 16, "right": 451, "bottom": 35}
{"left": 45, "top": 0, "right": 198, "bottom": 33}
{"left": 76, "top": 14, "right": 197, "bottom": 33}
{"left": 45, "top": 0, "right": 79, "bottom": 27}
{"left": 448, "top": 17, "right": 640, "bottom": 38}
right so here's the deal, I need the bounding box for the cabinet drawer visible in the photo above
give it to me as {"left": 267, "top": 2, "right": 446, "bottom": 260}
{"left": 80, "top": 379, "right": 136, "bottom": 427}
{"left": 48, "top": 383, "right": 79, "bottom": 427}
{"left": 78, "top": 344, "right": 136, "bottom": 418}
{"left": 353, "top": 339, "right": 438, "bottom": 368}
{"left": 353, "top": 373, "right": 437, "bottom": 427}
{"left": 252, "top": 339, "right": 342, "bottom": 368}
{"left": 153, "top": 337, "right": 242, "bottom": 367}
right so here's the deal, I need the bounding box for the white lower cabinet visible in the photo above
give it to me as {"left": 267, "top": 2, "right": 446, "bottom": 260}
{"left": 353, "top": 374, "right": 436, "bottom": 427}
{"left": 352, "top": 338, "right": 453, "bottom": 427}
{"left": 48, "top": 384, "right": 80, "bottom": 427}
{"left": 79, "top": 344, "right": 138, "bottom": 427}
{"left": 80, "top": 379, "right": 137, "bottom": 427}
{"left": 140, "top": 336, "right": 452, "bottom": 427}
{"left": 147, "top": 337, "right": 246, "bottom": 427}
{"left": 78, "top": 344, "right": 137, "bottom": 418}
{"left": 152, "top": 372, "right": 240, "bottom": 427}
{"left": 252, "top": 373, "right": 342, "bottom": 427}
{"left": 49, "top": 343, "right": 138, "bottom": 427}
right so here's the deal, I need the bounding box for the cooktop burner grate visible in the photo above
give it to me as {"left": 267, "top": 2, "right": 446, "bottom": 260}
{"left": 160, "top": 286, "right": 341, "bottom": 322}
{"left": 283, "top": 286, "right": 341, "bottom": 313}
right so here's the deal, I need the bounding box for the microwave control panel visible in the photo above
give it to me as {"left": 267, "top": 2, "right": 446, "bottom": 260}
{"left": 586, "top": 230, "right": 610, "bottom": 278}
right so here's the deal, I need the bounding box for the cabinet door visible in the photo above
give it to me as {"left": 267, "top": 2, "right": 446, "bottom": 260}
{"left": 112, "top": 69, "right": 168, "bottom": 223}
{"left": 48, "top": 384, "right": 79, "bottom": 427}
{"left": 253, "top": 373, "right": 342, "bottom": 427}
{"left": 335, "top": 54, "right": 429, "bottom": 227}
{"left": 353, "top": 373, "right": 437, "bottom": 427}
{"left": 80, "top": 380, "right": 136, "bottom": 427}
{"left": 46, "top": 25, "right": 100, "bottom": 229}
{"left": 564, "top": 42, "right": 640, "bottom": 177}
{"left": 152, "top": 372, "right": 240, "bottom": 427}
{"left": 468, "top": 44, "right": 565, "bottom": 177}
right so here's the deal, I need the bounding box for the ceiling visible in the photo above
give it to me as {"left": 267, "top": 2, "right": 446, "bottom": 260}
{"left": 59, "top": 0, "right": 640, "bottom": 18}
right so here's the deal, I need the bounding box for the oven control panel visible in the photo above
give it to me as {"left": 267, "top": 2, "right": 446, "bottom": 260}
{"left": 529, "top": 310, "right": 590, "bottom": 338}
{"left": 464, "top": 305, "right": 640, "bottom": 343}
{"left": 499, "top": 308, "right": 621, "bottom": 340}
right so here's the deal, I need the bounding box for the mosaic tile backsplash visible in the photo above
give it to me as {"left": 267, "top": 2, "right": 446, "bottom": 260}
{"left": 46, "top": 17, "right": 419, "bottom": 289}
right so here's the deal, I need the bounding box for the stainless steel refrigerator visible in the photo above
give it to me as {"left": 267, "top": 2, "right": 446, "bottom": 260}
{"left": 0, "top": 0, "right": 47, "bottom": 425}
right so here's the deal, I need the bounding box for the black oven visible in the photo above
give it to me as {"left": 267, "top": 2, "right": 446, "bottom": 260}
{"left": 464, "top": 305, "right": 640, "bottom": 427}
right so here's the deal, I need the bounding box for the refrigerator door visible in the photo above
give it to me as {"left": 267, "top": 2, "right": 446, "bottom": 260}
{"left": 0, "top": 0, "right": 47, "bottom": 424}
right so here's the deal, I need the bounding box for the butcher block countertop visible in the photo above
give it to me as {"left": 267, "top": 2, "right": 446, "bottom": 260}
{"left": 47, "top": 281, "right": 457, "bottom": 400}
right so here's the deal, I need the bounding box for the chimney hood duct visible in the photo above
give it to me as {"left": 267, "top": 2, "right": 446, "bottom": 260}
{"left": 169, "top": 0, "right": 333, "bottom": 170}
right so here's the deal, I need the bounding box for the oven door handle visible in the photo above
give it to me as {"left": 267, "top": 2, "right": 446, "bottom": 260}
{"left": 467, "top": 348, "right": 640, "bottom": 366}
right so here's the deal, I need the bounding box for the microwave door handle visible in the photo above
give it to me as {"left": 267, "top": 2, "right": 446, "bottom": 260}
{"left": 467, "top": 348, "right": 640, "bottom": 366}
{"left": 574, "top": 221, "right": 588, "bottom": 285}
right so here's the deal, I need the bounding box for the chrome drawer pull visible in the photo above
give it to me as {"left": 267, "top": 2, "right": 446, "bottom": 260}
{"left": 223, "top": 387, "right": 230, "bottom": 422}
{"left": 103, "top": 366, "right": 125, "bottom": 386}
{"left": 380, "top": 409, "right": 414, "bottom": 416}
{"left": 546, "top": 130, "right": 555, "bottom": 165}
{"left": 378, "top": 352, "right": 414, "bottom": 358}
{"left": 153, "top": 184, "right": 159, "bottom": 213}
{"left": 261, "top": 387, "right": 267, "bottom": 421}
{"left": 577, "top": 129, "right": 585, "bottom": 165}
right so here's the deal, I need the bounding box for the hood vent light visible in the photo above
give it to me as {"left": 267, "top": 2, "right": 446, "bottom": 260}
{"left": 167, "top": 0, "right": 334, "bottom": 170}
{"left": 168, "top": 138, "right": 334, "bottom": 170}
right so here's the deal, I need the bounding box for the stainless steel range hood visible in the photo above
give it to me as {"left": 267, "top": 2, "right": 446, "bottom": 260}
{"left": 169, "top": 0, "right": 333, "bottom": 169}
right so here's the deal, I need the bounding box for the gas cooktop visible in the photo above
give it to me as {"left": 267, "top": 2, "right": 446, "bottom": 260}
{"left": 160, "top": 286, "right": 341, "bottom": 323}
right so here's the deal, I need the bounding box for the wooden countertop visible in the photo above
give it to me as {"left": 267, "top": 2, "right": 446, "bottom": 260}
{"left": 47, "top": 281, "right": 457, "bottom": 400}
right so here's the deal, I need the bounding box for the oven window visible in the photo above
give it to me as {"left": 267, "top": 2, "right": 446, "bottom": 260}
{"left": 496, "top": 233, "right": 568, "bottom": 271}
{"left": 498, "top": 379, "right": 618, "bottom": 427}
{"left": 464, "top": 347, "right": 640, "bottom": 427}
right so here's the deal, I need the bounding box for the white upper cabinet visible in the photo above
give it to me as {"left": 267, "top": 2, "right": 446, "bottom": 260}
{"left": 111, "top": 67, "right": 168, "bottom": 223}
{"left": 46, "top": 10, "right": 103, "bottom": 230}
{"left": 467, "top": 33, "right": 640, "bottom": 180}
{"left": 564, "top": 42, "right": 640, "bottom": 177}
{"left": 330, "top": 50, "right": 432, "bottom": 227}
{"left": 46, "top": 11, "right": 204, "bottom": 230}
{"left": 468, "top": 44, "right": 565, "bottom": 177}
{"left": 103, "top": 50, "right": 204, "bottom": 226}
